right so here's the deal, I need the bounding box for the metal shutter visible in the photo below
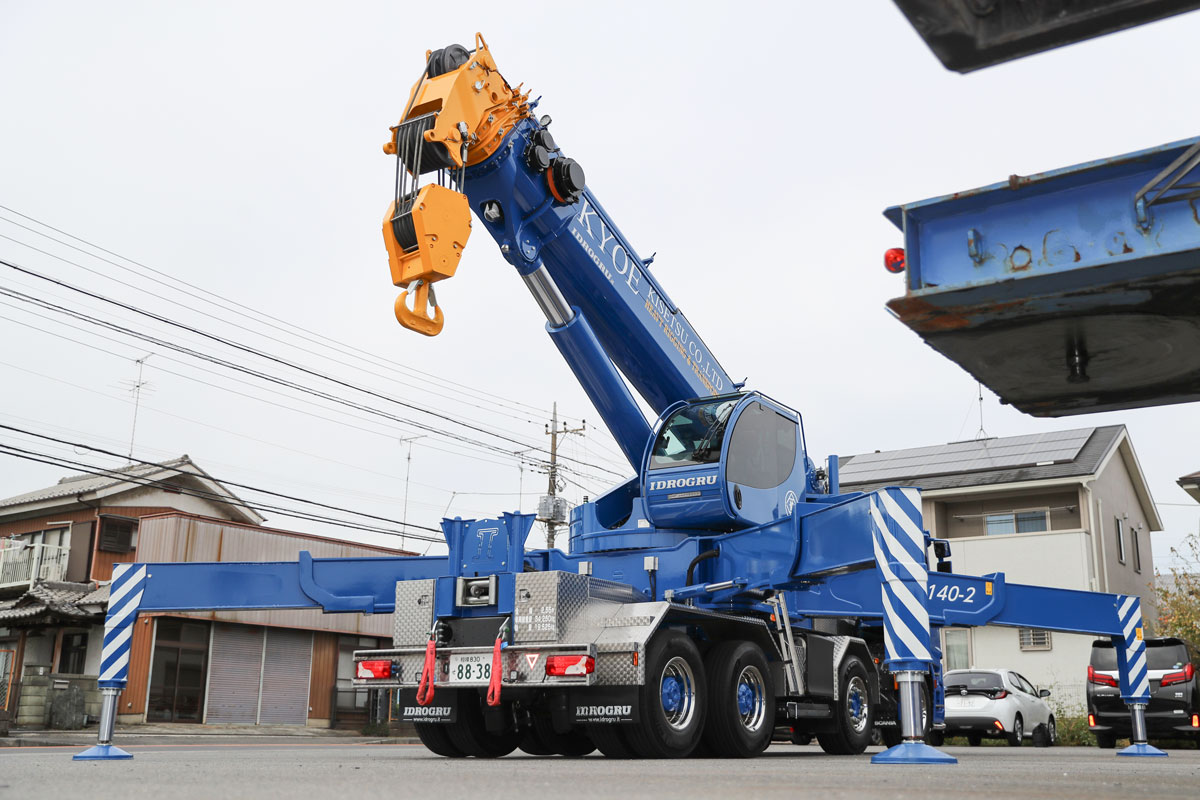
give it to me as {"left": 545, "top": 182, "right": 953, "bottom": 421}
{"left": 206, "top": 624, "right": 264, "bottom": 724}
{"left": 258, "top": 629, "right": 313, "bottom": 725}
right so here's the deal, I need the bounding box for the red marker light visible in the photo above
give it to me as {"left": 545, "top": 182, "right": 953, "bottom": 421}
{"left": 1191, "top": 714, "right": 1198, "bottom": 729}
{"left": 1088, "top": 713, "right": 1096, "bottom": 727}
{"left": 356, "top": 659, "right": 392, "bottom": 679}
{"left": 545, "top": 655, "right": 595, "bottom": 676}
{"left": 884, "top": 248, "right": 906, "bottom": 274}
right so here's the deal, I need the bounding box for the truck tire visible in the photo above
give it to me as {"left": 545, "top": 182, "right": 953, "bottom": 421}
{"left": 415, "top": 723, "right": 466, "bottom": 757}
{"left": 701, "top": 640, "right": 775, "bottom": 758}
{"left": 445, "top": 694, "right": 520, "bottom": 758}
{"left": 817, "top": 654, "right": 873, "bottom": 755}
{"left": 879, "top": 681, "right": 931, "bottom": 747}
{"left": 586, "top": 724, "right": 637, "bottom": 758}
{"left": 624, "top": 630, "right": 707, "bottom": 758}
{"left": 530, "top": 712, "right": 595, "bottom": 757}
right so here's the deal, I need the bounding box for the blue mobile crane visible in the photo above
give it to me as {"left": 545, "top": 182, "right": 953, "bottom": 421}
{"left": 78, "top": 35, "right": 1165, "bottom": 763}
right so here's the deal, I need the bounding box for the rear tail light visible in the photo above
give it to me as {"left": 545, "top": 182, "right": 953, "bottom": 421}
{"left": 1088, "top": 713, "right": 1096, "bottom": 727}
{"left": 1191, "top": 714, "right": 1198, "bottom": 729}
{"left": 990, "top": 689, "right": 1008, "bottom": 700}
{"left": 993, "top": 720, "right": 1004, "bottom": 731}
{"left": 1088, "top": 665, "right": 1119, "bottom": 687}
{"left": 1160, "top": 663, "right": 1195, "bottom": 687}
{"left": 356, "top": 659, "right": 392, "bottom": 679}
{"left": 545, "top": 655, "right": 594, "bottom": 676}
{"left": 884, "top": 248, "right": 906, "bottom": 274}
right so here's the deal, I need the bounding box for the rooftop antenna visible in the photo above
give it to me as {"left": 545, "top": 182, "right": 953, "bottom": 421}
{"left": 120, "top": 353, "right": 154, "bottom": 462}
{"left": 399, "top": 434, "right": 425, "bottom": 550}
{"left": 975, "top": 381, "right": 989, "bottom": 440}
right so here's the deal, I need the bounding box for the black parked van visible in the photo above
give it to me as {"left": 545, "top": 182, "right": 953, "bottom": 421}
{"left": 1087, "top": 637, "right": 1199, "bottom": 747}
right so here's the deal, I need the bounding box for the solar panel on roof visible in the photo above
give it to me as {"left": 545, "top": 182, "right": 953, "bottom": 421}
{"left": 839, "top": 429, "right": 1093, "bottom": 484}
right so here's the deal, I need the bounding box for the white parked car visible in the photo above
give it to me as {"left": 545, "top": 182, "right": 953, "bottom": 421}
{"left": 942, "top": 669, "right": 1056, "bottom": 746}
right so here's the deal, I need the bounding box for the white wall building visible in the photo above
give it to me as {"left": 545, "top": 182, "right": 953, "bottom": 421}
{"left": 839, "top": 425, "right": 1161, "bottom": 714}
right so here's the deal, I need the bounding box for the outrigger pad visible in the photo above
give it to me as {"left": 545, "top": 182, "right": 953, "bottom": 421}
{"left": 1117, "top": 742, "right": 1168, "bottom": 758}
{"left": 871, "top": 741, "right": 957, "bottom": 765}
{"left": 73, "top": 744, "right": 133, "bottom": 761}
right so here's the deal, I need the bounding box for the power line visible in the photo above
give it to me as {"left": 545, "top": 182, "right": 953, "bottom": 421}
{"left": 0, "top": 442, "right": 439, "bottom": 543}
{"left": 0, "top": 206, "right": 587, "bottom": 425}
{"left": 0, "top": 258, "right": 625, "bottom": 478}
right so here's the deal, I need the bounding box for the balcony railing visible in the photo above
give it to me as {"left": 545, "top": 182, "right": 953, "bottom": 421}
{"left": 0, "top": 541, "right": 70, "bottom": 590}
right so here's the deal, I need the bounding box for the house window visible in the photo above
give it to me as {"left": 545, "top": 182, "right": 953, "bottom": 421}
{"left": 98, "top": 517, "right": 137, "bottom": 553}
{"left": 57, "top": 631, "right": 89, "bottom": 674}
{"left": 1131, "top": 527, "right": 1142, "bottom": 573}
{"left": 943, "top": 628, "right": 972, "bottom": 671}
{"left": 984, "top": 510, "right": 1048, "bottom": 536}
{"left": 1114, "top": 517, "right": 1126, "bottom": 564}
{"left": 1018, "top": 628, "right": 1052, "bottom": 651}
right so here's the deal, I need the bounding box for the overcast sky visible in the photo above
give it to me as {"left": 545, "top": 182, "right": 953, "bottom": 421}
{"left": 1, "top": 2, "right": 1197, "bottom": 570}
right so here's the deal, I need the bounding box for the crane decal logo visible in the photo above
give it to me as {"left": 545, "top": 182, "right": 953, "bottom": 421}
{"left": 571, "top": 200, "right": 724, "bottom": 395}
{"left": 784, "top": 491, "right": 799, "bottom": 515}
{"left": 474, "top": 528, "right": 501, "bottom": 559}
{"left": 649, "top": 475, "right": 718, "bottom": 492}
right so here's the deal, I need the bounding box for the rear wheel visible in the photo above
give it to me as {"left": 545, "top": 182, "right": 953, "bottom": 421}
{"left": 701, "top": 640, "right": 775, "bottom": 758}
{"left": 926, "top": 729, "right": 945, "bottom": 747}
{"left": 624, "top": 630, "right": 707, "bottom": 758}
{"left": 415, "top": 723, "right": 465, "bottom": 757}
{"left": 1007, "top": 714, "right": 1023, "bottom": 747}
{"left": 817, "top": 655, "right": 874, "bottom": 755}
{"left": 966, "top": 733, "right": 982, "bottom": 747}
{"left": 1094, "top": 731, "right": 1116, "bottom": 749}
{"left": 586, "top": 724, "right": 637, "bottom": 758}
{"left": 530, "top": 712, "right": 595, "bottom": 757}
{"left": 446, "top": 694, "right": 520, "bottom": 758}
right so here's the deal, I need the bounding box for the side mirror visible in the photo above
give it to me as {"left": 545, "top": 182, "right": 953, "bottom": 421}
{"left": 933, "top": 540, "right": 951, "bottom": 559}
{"left": 1039, "top": 688, "right": 1051, "bottom": 698}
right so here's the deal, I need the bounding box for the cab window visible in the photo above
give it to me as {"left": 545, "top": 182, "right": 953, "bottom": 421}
{"left": 726, "top": 402, "right": 797, "bottom": 490}
{"left": 649, "top": 400, "right": 737, "bottom": 470}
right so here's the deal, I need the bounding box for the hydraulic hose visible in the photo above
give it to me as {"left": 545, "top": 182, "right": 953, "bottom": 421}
{"left": 685, "top": 549, "right": 720, "bottom": 586}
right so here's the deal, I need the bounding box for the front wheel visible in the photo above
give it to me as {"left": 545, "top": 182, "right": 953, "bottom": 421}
{"left": 817, "top": 655, "right": 874, "bottom": 755}
{"left": 701, "top": 640, "right": 775, "bottom": 758}
{"left": 624, "top": 630, "right": 707, "bottom": 758}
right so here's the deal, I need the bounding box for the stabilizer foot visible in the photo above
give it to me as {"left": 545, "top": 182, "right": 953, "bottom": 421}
{"left": 871, "top": 741, "right": 957, "bottom": 764}
{"left": 73, "top": 744, "right": 133, "bottom": 761}
{"left": 1117, "top": 742, "right": 1168, "bottom": 757}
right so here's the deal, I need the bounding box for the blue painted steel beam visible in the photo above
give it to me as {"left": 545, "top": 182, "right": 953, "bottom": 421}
{"left": 884, "top": 136, "right": 1200, "bottom": 417}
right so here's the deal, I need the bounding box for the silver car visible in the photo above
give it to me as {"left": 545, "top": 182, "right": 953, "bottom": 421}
{"left": 943, "top": 669, "right": 1056, "bottom": 746}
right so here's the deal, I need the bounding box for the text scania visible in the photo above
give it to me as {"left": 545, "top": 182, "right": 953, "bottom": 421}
{"left": 650, "top": 475, "right": 718, "bottom": 491}
{"left": 572, "top": 201, "right": 725, "bottom": 394}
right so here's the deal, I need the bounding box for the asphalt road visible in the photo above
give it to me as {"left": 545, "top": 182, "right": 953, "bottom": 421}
{"left": 3, "top": 742, "right": 1198, "bottom": 799}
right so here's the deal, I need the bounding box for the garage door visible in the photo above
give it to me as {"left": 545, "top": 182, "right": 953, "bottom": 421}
{"left": 205, "top": 623, "right": 313, "bottom": 725}
{"left": 259, "top": 629, "right": 313, "bottom": 724}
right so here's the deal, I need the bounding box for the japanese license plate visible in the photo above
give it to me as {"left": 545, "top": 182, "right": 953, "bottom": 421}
{"left": 448, "top": 653, "right": 492, "bottom": 683}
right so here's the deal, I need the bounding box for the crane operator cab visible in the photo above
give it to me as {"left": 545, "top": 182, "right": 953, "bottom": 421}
{"left": 642, "top": 392, "right": 811, "bottom": 531}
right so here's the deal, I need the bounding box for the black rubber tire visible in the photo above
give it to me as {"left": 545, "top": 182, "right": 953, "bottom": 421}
{"left": 1007, "top": 714, "right": 1024, "bottom": 747}
{"left": 880, "top": 681, "right": 932, "bottom": 747}
{"left": 415, "top": 723, "right": 466, "bottom": 757}
{"left": 817, "top": 655, "right": 874, "bottom": 755}
{"left": 624, "top": 630, "right": 707, "bottom": 758}
{"left": 586, "top": 724, "right": 637, "bottom": 758}
{"left": 531, "top": 712, "right": 595, "bottom": 757}
{"left": 1047, "top": 716, "right": 1056, "bottom": 746}
{"left": 790, "top": 730, "right": 813, "bottom": 746}
{"left": 517, "top": 726, "right": 556, "bottom": 756}
{"left": 445, "top": 694, "right": 519, "bottom": 758}
{"left": 967, "top": 733, "right": 982, "bottom": 747}
{"left": 1094, "top": 731, "right": 1116, "bottom": 749}
{"left": 926, "top": 729, "right": 945, "bottom": 747}
{"left": 1033, "top": 722, "right": 1051, "bottom": 748}
{"left": 879, "top": 726, "right": 902, "bottom": 748}
{"left": 700, "top": 640, "right": 775, "bottom": 758}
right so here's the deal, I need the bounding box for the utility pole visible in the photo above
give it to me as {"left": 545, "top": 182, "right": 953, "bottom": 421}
{"left": 540, "top": 403, "right": 585, "bottom": 549}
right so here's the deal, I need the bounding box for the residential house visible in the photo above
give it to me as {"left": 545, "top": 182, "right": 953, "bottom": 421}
{"left": 839, "top": 425, "right": 1160, "bottom": 712}
{"left": 1179, "top": 470, "right": 1200, "bottom": 504}
{"left": 0, "top": 457, "right": 410, "bottom": 729}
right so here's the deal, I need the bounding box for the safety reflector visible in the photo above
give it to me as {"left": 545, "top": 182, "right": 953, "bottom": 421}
{"left": 884, "top": 248, "right": 906, "bottom": 274}
{"left": 357, "top": 659, "right": 392, "bottom": 679}
{"left": 545, "top": 655, "right": 595, "bottom": 676}
{"left": 993, "top": 720, "right": 1004, "bottom": 731}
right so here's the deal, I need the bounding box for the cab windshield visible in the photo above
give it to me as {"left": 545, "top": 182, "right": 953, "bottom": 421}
{"left": 648, "top": 399, "right": 738, "bottom": 470}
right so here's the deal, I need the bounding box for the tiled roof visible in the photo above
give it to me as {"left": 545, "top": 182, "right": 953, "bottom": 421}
{"left": 0, "top": 456, "right": 193, "bottom": 508}
{"left": 0, "top": 580, "right": 103, "bottom": 624}
{"left": 838, "top": 426, "right": 1125, "bottom": 493}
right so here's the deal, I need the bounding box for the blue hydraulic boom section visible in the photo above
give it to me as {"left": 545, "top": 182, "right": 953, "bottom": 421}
{"left": 884, "top": 135, "right": 1200, "bottom": 417}
{"left": 464, "top": 116, "right": 733, "bottom": 432}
